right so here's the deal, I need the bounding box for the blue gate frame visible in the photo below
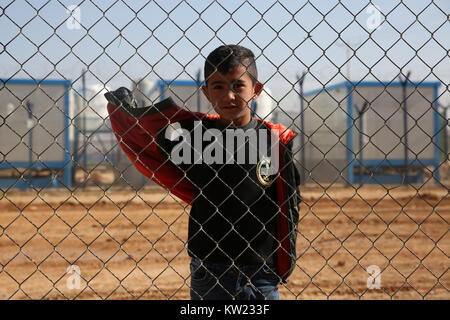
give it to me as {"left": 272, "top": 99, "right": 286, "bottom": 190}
{"left": 0, "top": 78, "right": 72, "bottom": 189}
{"left": 303, "top": 80, "right": 441, "bottom": 185}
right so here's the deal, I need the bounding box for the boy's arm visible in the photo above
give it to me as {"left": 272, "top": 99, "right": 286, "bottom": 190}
{"left": 105, "top": 87, "right": 195, "bottom": 203}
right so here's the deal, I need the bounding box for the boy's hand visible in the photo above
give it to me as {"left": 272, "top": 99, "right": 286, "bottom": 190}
{"left": 104, "top": 87, "right": 138, "bottom": 109}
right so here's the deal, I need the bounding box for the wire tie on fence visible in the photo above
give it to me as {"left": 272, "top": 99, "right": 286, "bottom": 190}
{"left": 118, "top": 32, "right": 123, "bottom": 48}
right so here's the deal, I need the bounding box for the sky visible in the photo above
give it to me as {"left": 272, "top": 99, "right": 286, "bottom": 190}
{"left": 1, "top": 0, "right": 449, "bottom": 113}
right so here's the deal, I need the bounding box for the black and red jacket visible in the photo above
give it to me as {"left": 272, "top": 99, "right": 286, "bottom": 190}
{"left": 105, "top": 87, "right": 301, "bottom": 281}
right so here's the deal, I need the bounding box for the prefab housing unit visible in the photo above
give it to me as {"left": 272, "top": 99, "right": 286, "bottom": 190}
{"left": 0, "top": 78, "right": 73, "bottom": 189}
{"left": 300, "top": 81, "right": 441, "bottom": 185}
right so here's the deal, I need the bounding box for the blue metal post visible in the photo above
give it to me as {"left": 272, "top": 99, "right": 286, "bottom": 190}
{"left": 72, "top": 92, "right": 80, "bottom": 185}
{"left": 398, "top": 71, "right": 411, "bottom": 184}
{"left": 433, "top": 84, "right": 442, "bottom": 183}
{"left": 354, "top": 101, "right": 369, "bottom": 184}
{"left": 63, "top": 81, "right": 72, "bottom": 188}
{"left": 444, "top": 105, "right": 449, "bottom": 161}
{"left": 346, "top": 82, "right": 354, "bottom": 185}
{"left": 26, "top": 101, "right": 33, "bottom": 185}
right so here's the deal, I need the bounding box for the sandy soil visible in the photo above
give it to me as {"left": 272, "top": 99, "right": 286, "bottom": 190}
{"left": 0, "top": 184, "right": 448, "bottom": 300}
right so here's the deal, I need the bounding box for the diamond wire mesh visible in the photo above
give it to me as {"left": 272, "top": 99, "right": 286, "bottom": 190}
{"left": 0, "top": 0, "right": 449, "bottom": 300}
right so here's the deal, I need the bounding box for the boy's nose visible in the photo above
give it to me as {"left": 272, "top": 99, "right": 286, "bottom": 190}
{"left": 222, "top": 89, "right": 236, "bottom": 102}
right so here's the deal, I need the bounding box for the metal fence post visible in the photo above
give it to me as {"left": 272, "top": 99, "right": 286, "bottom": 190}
{"left": 354, "top": 101, "right": 369, "bottom": 184}
{"left": 442, "top": 105, "right": 449, "bottom": 161}
{"left": 25, "top": 100, "right": 33, "bottom": 185}
{"left": 398, "top": 71, "right": 411, "bottom": 184}
{"left": 82, "top": 69, "right": 88, "bottom": 186}
{"left": 297, "top": 71, "right": 307, "bottom": 186}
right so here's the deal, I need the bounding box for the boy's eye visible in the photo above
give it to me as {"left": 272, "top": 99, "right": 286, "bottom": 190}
{"left": 211, "top": 82, "right": 244, "bottom": 91}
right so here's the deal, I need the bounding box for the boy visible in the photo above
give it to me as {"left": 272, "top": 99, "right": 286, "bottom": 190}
{"left": 105, "top": 45, "right": 301, "bottom": 300}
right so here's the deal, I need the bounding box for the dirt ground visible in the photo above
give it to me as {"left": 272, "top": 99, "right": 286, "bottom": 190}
{"left": 0, "top": 183, "right": 448, "bottom": 300}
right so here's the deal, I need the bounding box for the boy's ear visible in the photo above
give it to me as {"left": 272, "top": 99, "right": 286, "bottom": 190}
{"left": 201, "top": 85, "right": 211, "bottom": 102}
{"left": 252, "top": 82, "right": 263, "bottom": 100}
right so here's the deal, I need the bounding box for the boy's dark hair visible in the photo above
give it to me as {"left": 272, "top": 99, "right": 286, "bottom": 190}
{"left": 204, "top": 45, "right": 258, "bottom": 84}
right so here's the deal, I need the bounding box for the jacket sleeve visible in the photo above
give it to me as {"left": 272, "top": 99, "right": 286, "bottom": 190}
{"left": 155, "top": 120, "right": 193, "bottom": 172}
{"left": 105, "top": 87, "right": 195, "bottom": 204}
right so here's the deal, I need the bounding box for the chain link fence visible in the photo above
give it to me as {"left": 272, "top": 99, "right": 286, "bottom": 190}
{"left": 0, "top": 0, "right": 449, "bottom": 299}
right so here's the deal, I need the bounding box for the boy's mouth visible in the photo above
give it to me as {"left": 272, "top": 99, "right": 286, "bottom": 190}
{"left": 222, "top": 105, "right": 239, "bottom": 110}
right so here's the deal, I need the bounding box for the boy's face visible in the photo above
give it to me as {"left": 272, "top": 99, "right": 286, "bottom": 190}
{"left": 202, "top": 65, "right": 262, "bottom": 126}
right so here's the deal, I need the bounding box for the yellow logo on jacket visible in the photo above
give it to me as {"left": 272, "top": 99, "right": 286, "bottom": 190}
{"left": 256, "top": 156, "right": 276, "bottom": 186}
